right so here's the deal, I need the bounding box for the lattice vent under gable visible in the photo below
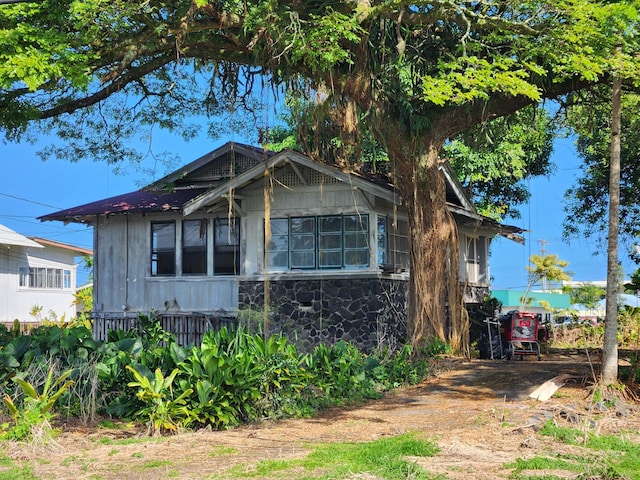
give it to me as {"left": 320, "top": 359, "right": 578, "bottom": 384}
{"left": 274, "top": 164, "right": 341, "bottom": 188}
{"left": 189, "top": 152, "right": 262, "bottom": 183}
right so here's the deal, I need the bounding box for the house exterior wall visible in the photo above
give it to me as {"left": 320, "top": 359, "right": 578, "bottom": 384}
{"left": 93, "top": 214, "right": 238, "bottom": 315}
{"left": 0, "top": 244, "right": 79, "bottom": 323}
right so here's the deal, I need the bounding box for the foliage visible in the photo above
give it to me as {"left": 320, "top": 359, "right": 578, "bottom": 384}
{"left": 445, "top": 106, "right": 556, "bottom": 221}
{"left": 1, "top": 366, "right": 73, "bottom": 441}
{"left": 508, "top": 421, "right": 640, "bottom": 480}
{"left": 526, "top": 254, "right": 572, "bottom": 288}
{"left": 563, "top": 283, "right": 606, "bottom": 308}
{"left": 3, "top": 1, "right": 640, "bottom": 351}
{"left": 303, "top": 340, "right": 379, "bottom": 407}
{"left": 126, "top": 365, "right": 192, "bottom": 436}
{"left": 563, "top": 89, "right": 640, "bottom": 260}
{"left": 0, "top": 318, "right": 444, "bottom": 437}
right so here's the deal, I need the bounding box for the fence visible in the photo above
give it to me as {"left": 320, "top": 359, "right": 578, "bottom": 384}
{"left": 0, "top": 321, "right": 41, "bottom": 335}
{"left": 92, "top": 312, "right": 237, "bottom": 346}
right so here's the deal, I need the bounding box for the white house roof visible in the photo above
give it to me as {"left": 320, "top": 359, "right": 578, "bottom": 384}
{"left": 0, "top": 224, "right": 43, "bottom": 248}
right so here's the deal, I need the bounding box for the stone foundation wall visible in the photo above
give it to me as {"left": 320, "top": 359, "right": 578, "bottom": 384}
{"left": 238, "top": 277, "right": 408, "bottom": 353}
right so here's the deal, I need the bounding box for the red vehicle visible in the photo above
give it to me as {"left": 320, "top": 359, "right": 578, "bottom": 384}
{"left": 500, "top": 311, "right": 542, "bottom": 360}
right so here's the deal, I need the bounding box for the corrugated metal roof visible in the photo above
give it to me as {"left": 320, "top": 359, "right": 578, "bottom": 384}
{"left": 38, "top": 188, "right": 209, "bottom": 223}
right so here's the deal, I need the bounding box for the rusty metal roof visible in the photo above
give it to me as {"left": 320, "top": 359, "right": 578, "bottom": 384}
{"left": 38, "top": 188, "right": 209, "bottom": 224}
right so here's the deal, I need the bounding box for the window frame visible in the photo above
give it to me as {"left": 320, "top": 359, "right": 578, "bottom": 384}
{"left": 182, "top": 219, "right": 208, "bottom": 276}
{"left": 19, "top": 266, "right": 72, "bottom": 289}
{"left": 213, "top": 218, "right": 240, "bottom": 275}
{"left": 267, "top": 214, "right": 370, "bottom": 271}
{"left": 377, "top": 215, "right": 409, "bottom": 270}
{"left": 151, "top": 221, "right": 176, "bottom": 276}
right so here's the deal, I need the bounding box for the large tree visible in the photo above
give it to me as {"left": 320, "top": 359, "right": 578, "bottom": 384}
{"left": 2, "top": 1, "right": 640, "bottom": 353}
{"left": 563, "top": 88, "right": 640, "bottom": 257}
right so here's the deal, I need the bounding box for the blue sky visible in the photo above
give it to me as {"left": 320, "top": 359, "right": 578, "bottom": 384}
{"left": 1, "top": 131, "right": 634, "bottom": 289}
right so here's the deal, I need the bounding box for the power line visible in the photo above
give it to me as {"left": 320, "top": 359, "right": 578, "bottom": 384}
{"left": 0, "top": 192, "right": 62, "bottom": 210}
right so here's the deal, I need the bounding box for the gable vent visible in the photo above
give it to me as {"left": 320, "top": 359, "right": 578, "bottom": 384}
{"left": 187, "top": 152, "right": 263, "bottom": 184}
{"left": 275, "top": 164, "right": 341, "bottom": 188}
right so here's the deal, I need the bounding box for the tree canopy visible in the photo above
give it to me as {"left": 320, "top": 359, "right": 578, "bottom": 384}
{"left": 563, "top": 88, "right": 640, "bottom": 260}
{"left": 3, "top": 1, "right": 640, "bottom": 352}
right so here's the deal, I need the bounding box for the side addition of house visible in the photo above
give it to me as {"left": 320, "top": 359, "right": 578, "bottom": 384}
{"left": 40, "top": 142, "right": 522, "bottom": 351}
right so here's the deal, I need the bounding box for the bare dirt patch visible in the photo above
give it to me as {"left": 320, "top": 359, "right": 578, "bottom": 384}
{"left": 4, "top": 353, "right": 638, "bottom": 480}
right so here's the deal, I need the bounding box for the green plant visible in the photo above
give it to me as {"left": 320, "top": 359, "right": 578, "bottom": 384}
{"left": 226, "top": 432, "right": 439, "bottom": 479}
{"left": 2, "top": 366, "right": 73, "bottom": 441}
{"left": 126, "top": 365, "right": 193, "bottom": 436}
{"left": 304, "top": 340, "right": 379, "bottom": 406}
{"left": 422, "top": 336, "right": 453, "bottom": 357}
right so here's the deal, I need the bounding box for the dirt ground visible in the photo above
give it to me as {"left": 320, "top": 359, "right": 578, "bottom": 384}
{"left": 5, "top": 351, "right": 640, "bottom": 480}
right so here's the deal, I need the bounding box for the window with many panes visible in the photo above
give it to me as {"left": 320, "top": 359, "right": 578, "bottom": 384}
{"left": 377, "top": 215, "right": 409, "bottom": 270}
{"left": 266, "top": 215, "right": 369, "bottom": 270}
{"left": 465, "top": 235, "right": 488, "bottom": 283}
{"left": 152, "top": 219, "right": 241, "bottom": 276}
{"left": 151, "top": 222, "right": 176, "bottom": 276}
{"left": 182, "top": 219, "right": 207, "bottom": 275}
{"left": 214, "top": 218, "right": 240, "bottom": 275}
{"left": 19, "top": 267, "right": 71, "bottom": 289}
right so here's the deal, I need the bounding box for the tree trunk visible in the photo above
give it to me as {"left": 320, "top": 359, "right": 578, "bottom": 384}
{"left": 384, "top": 131, "right": 468, "bottom": 354}
{"left": 601, "top": 78, "right": 622, "bottom": 385}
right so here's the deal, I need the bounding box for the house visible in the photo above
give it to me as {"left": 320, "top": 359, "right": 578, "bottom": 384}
{"left": 0, "top": 224, "right": 92, "bottom": 327}
{"left": 40, "top": 142, "right": 522, "bottom": 351}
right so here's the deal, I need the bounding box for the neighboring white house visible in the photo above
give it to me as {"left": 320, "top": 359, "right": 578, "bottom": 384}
{"left": 0, "top": 224, "right": 92, "bottom": 325}
{"left": 40, "top": 142, "right": 522, "bottom": 350}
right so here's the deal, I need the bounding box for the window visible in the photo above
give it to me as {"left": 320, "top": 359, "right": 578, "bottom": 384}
{"left": 344, "top": 215, "right": 369, "bottom": 268}
{"left": 266, "top": 218, "right": 289, "bottom": 269}
{"left": 267, "top": 215, "right": 369, "bottom": 271}
{"left": 377, "top": 216, "right": 409, "bottom": 270}
{"left": 19, "top": 267, "right": 72, "bottom": 289}
{"left": 214, "top": 218, "right": 240, "bottom": 275}
{"left": 182, "top": 219, "right": 207, "bottom": 275}
{"left": 318, "top": 216, "right": 342, "bottom": 268}
{"left": 466, "top": 236, "right": 488, "bottom": 283}
{"left": 290, "top": 217, "right": 316, "bottom": 269}
{"left": 151, "top": 222, "right": 176, "bottom": 276}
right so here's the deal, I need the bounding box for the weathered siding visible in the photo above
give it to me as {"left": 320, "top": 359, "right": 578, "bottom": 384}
{"left": 93, "top": 214, "right": 238, "bottom": 314}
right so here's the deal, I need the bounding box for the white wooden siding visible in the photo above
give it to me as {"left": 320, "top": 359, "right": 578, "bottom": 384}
{"left": 0, "top": 244, "right": 79, "bottom": 322}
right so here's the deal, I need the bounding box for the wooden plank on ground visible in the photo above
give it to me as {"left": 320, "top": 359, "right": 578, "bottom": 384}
{"left": 528, "top": 374, "right": 574, "bottom": 402}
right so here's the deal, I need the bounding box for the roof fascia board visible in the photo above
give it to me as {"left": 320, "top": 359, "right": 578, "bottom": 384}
{"left": 144, "top": 142, "right": 265, "bottom": 190}
{"left": 281, "top": 151, "right": 400, "bottom": 205}
{"left": 184, "top": 150, "right": 401, "bottom": 216}
{"left": 440, "top": 162, "right": 475, "bottom": 212}
{"left": 28, "top": 237, "right": 92, "bottom": 255}
{"left": 183, "top": 154, "right": 288, "bottom": 215}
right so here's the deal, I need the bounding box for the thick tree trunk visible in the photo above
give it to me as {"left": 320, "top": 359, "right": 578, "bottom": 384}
{"left": 384, "top": 131, "right": 468, "bottom": 354}
{"left": 601, "top": 78, "right": 622, "bottom": 385}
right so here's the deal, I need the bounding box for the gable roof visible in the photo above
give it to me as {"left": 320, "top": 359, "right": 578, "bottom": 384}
{"left": 39, "top": 188, "right": 209, "bottom": 224}
{"left": 0, "top": 224, "right": 43, "bottom": 248}
{"left": 38, "top": 141, "right": 523, "bottom": 242}
{"left": 28, "top": 237, "right": 93, "bottom": 256}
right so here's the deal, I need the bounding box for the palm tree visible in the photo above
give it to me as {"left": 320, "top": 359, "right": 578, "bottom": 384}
{"left": 520, "top": 254, "right": 572, "bottom": 310}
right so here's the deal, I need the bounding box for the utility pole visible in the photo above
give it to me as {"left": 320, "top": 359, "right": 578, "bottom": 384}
{"left": 538, "top": 239, "right": 549, "bottom": 291}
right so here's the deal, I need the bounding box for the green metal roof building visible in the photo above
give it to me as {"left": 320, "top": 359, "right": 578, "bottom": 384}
{"left": 491, "top": 290, "right": 571, "bottom": 312}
